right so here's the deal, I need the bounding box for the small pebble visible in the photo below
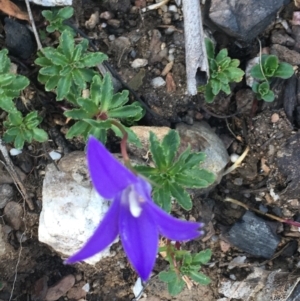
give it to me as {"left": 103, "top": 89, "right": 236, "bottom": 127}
{"left": 230, "top": 153, "right": 239, "bottom": 163}
{"left": 131, "top": 58, "right": 148, "bottom": 68}
{"left": 10, "top": 148, "right": 22, "bottom": 156}
{"left": 168, "top": 54, "right": 175, "bottom": 62}
{"left": 168, "top": 5, "right": 178, "bottom": 12}
{"left": 108, "top": 35, "right": 115, "bottom": 41}
{"left": 233, "top": 178, "right": 243, "bottom": 186}
{"left": 271, "top": 113, "right": 280, "bottom": 123}
{"left": 151, "top": 77, "right": 166, "bottom": 88}
{"left": 133, "top": 278, "right": 143, "bottom": 298}
{"left": 49, "top": 151, "right": 62, "bottom": 161}
{"left": 82, "top": 283, "right": 90, "bottom": 293}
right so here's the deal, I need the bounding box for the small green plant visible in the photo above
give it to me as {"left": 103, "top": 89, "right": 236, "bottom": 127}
{"left": 159, "top": 243, "right": 211, "bottom": 296}
{"left": 42, "top": 7, "right": 76, "bottom": 36}
{"left": 64, "top": 74, "right": 144, "bottom": 144}
{"left": 199, "top": 38, "right": 244, "bottom": 103}
{"left": 251, "top": 54, "right": 294, "bottom": 102}
{"left": 134, "top": 130, "right": 215, "bottom": 212}
{"left": 0, "top": 49, "right": 29, "bottom": 113}
{"left": 3, "top": 111, "right": 48, "bottom": 149}
{"left": 35, "top": 30, "right": 107, "bottom": 102}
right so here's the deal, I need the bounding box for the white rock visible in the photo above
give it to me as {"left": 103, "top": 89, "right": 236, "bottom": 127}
{"left": 168, "top": 5, "right": 178, "bottom": 12}
{"left": 131, "top": 58, "right": 148, "bottom": 68}
{"left": 10, "top": 148, "right": 22, "bottom": 156}
{"left": 29, "top": 0, "right": 71, "bottom": 6}
{"left": 39, "top": 163, "right": 118, "bottom": 264}
{"left": 48, "top": 151, "right": 62, "bottom": 161}
{"left": 151, "top": 77, "right": 166, "bottom": 88}
{"left": 133, "top": 278, "right": 143, "bottom": 298}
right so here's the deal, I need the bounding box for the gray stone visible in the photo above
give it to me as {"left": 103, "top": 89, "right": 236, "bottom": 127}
{"left": 224, "top": 211, "right": 280, "bottom": 258}
{"left": 270, "top": 44, "right": 300, "bottom": 65}
{"left": 4, "top": 201, "right": 24, "bottom": 230}
{"left": 0, "top": 184, "right": 14, "bottom": 209}
{"left": 151, "top": 77, "right": 166, "bottom": 88}
{"left": 209, "top": 0, "right": 284, "bottom": 41}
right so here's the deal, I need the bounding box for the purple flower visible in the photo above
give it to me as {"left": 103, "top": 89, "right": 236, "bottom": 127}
{"left": 66, "top": 136, "right": 204, "bottom": 281}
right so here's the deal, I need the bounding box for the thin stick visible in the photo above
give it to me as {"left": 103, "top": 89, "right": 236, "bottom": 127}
{"left": 24, "top": 0, "right": 43, "bottom": 50}
{"left": 0, "top": 139, "right": 34, "bottom": 210}
{"left": 223, "top": 146, "right": 250, "bottom": 176}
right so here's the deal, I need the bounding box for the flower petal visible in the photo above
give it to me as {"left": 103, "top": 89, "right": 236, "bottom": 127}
{"left": 119, "top": 199, "right": 158, "bottom": 281}
{"left": 147, "top": 200, "right": 203, "bottom": 241}
{"left": 66, "top": 197, "right": 120, "bottom": 263}
{"left": 87, "top": 136, "right": 137, "bottom": 199}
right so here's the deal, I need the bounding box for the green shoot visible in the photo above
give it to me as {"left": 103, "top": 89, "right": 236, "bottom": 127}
{"left": 134, "top": 130, "right": 215, "bottom": 212}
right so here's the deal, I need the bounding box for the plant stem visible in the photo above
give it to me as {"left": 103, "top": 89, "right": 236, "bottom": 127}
{"left": 110, "top": 120, "right": 130, "bottom": 165}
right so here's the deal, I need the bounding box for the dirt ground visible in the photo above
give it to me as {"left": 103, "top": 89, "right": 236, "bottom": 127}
{"left": 1, "top": 0, "right": 300, "bottom": 300}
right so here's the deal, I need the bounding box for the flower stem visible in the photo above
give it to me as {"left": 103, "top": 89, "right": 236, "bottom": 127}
{"left": 110, "top": 120, "right": 130, "bottom": 166}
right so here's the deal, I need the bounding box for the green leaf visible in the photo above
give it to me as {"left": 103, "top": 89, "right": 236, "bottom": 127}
{"left": 184, "top": 152, "right": 206, "bottom": 168}
{"left": 229, "top": 59, "right": 240, "bottom": 68}
{"left": 215, "top": 49, "right": 228, "bottom": 63}
{"left": 225, "top": 67, "right": 244, "bottom": 82}
{"left": 41, "top": 10, "right": 53, "bottom": 20}
{"left": 182, "top": 253, "right": 192, "bottom": 266}
{"left": 134, "top": 165, "right": 158, "bottom": 177}
{"left": 57, "top": 73, "right": 72, "bottom": 100}
{"left": 5, "top": 127, "right": 19, "bottom": 136}
{"left": 250, "top": 64, "right": 265, "bottom": 80}
{"left": 261, "top": 90, "right": 275, "bottom": 102}
{"left": 169, "top": 182, "right": 192, "bottom": 210}
{"left": 90, "top": 75, "right": 102, "bottom": 106}
{"left": 32, "top": 128, "right": 48, "bottom": 142}
{"left": 111, "top": 125, "right": 142, "bottom": 147}
{"left": 51, "top": 51, "right": 69, "bottom": 66}
{"left": 66, "top": 120, "right": 90, "bottom": 138}
{"left": 88, "top": 127, "right": 107, "bottom": 144}
{"left": 7, "top": 111, "right": 23, "bottom": 126}
{"left": 14, "top": 132, "right": 25, "bottom": 149}
{"left": 273, "top": 62, "right": 294, "bottom": 79}
{"left": 219, "top": 57, "right": 231, "bottom": 69}
{"left": 56, "top": 6, "right": 74, "bottom": 19}
{"left": 0, "top": 97, "right": 16, "bottom": 112}
{"left": 0, "top": 73, "right": 14, "bottom": 86}
{"left": 258, "top": 81, "right": 270, "bottom": 96}
{"left": 149, "top": 131, "right": 166, "bottom": 169}
{"left": 45, "top": 75, "right": 60, "bottom": 91}
{"left": 72, "top": 69, "right": 86, "bottom": 90}
{"left": 77, "top": 98, "right": 98, "bottom": 115}
{"left": 161, "top": 130, "right": 180, "bottom": 166}
{"left": 264, "top": 55, "right": 279, "bottom": 72}
{"left": 188, "top": 271, "right": 211, "bottom": 285}
{"left": 7, "top": 76, "right": 29, "bottom": 91}
{"left": 60, "top": 30, "right": 74, "bottom": 61}
{"left": 40, "top": 65, "right": 61, "bottom": 76}
{"left": 64, "top": 108, "right": 91, "bottom": 120}
{"left": 174, "top": 172, "right": 210, "bottom": 188}
{"left": 167, "top": 277, "right": 185, "bottom": 296}
{"left": 193, "top": 249, "right": 212, "bottom": 265}
{"left": 210, "top": 79, "right": 221, "bottom": 95}
{"left": 216, "top": 72, "right": 228, "bottom": 84}
{"left": 159, "top": 270, "right": 177, "bottom": 283}
{"left": 204, "top": 83, "right": 215, "bottom": 103}
{"left": 72, "top": 44, "right": 83, "bottom": 62}
{"left": 220, "top": 82, "right": 231, "bottom": 95}
{"left": 252, "top": 81, "right": 259, "bottom": 93}
{"left": 205, "top": 38, "right": 215, "bottom": 59}
{"left": 0, "top": 49, "right": 10, "bottom": 73}
{"left": 110, "top": 90, "right": 130, "bottom": 109}
{"left": 153, "top": 184, "right": 172, "bottom": 212}
{"left": 80, "top": 52, "right": 108, "bottom": 67}
{"left": 83, "top": 119, "right": 111, "bottom": 129}
{"left": 99, "top": 73, "right": 113, "bottom": 111}
{"left": 108, "top": 104, "right": 143, "bottom": 119}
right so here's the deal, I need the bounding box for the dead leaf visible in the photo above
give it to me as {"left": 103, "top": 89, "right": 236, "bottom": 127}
{"left": 0, "top": 0, "right": 29, "bottom": 21}
{"left": 166, "top": 72, "right": 176, "bottom": 92}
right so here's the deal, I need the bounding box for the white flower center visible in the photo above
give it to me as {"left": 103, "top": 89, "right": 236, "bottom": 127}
{"left": 128, "top": 188, "right": 143, "bottom": 218}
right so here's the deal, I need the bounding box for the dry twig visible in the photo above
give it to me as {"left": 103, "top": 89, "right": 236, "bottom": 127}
{"left": 0, "top": 138, "right": 34, "bottom": 210}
